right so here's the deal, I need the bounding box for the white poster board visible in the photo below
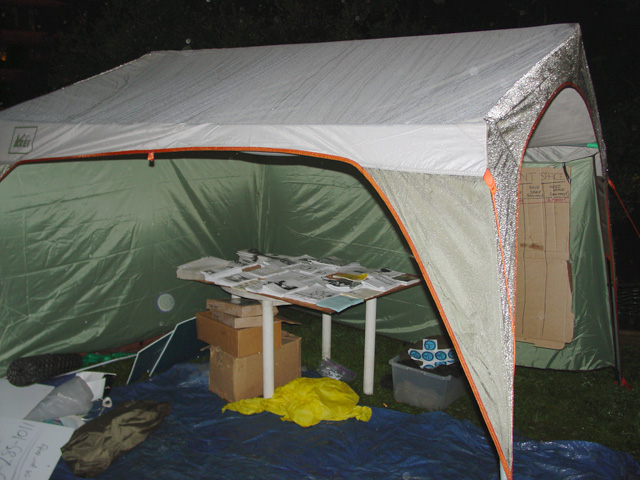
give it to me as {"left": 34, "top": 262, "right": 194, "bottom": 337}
{"left": 0, "top": 418, "right": 73, "bottom": 480}
{"left": 0, "top": 380, "right": 53, "bottom": 419}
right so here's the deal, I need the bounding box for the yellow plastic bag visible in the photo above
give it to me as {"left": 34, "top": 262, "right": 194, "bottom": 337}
{"left": 222, "top": 377, "right": 372, "bottom": 427}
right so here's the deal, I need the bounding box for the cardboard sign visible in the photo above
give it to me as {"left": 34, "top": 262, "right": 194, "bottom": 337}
{"left": 515, "top": 167, "right": 574, "bottom": 349}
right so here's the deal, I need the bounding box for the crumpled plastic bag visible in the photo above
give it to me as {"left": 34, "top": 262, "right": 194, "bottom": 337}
{"left": 25, "top": 376, "right": 94, "bottom": 422}
{"left": 222, "top": 377, "right": 372, "bottom": 427}
{"left": 61, "top": 399, "right": 171, "bottom": 478}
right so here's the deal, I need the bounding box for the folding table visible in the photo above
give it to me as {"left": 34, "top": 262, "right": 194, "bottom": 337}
{"left": 211, "top": 281, "right": 420, "bottom": 398}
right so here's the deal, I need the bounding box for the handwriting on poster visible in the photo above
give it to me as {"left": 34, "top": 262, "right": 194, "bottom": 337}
{"left": 0, "top": 418, "right": 73, "bottom": 480}
{"left": 519, "top": 168, "right": 570, "bottom": 205}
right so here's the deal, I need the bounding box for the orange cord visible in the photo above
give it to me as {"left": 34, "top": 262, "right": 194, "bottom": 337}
{"left": 608, "top": 178, "right": 640, "bottom": 240}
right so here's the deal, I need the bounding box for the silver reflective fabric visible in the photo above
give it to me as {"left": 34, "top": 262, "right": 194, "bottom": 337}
{"left": 369, "top": 30, "right": 606, "bottom": 474}
{"left": 368, "top": 169, "right": 513, "bottom": 467}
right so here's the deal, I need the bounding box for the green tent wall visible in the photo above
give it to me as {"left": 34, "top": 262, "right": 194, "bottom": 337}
{"left": 0, "top": 153, "right": 443, "bottom": 372}
{"left": 0, "top": 152, "right": 614, "bottom": 373}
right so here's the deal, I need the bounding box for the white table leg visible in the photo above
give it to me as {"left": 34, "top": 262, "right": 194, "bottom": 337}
{"left": 262, "top": 300, "right": 275, "bottom": 399}
{"left": 322, "top": 313, "right": 332, "bottom": 359}
{"left": 363, "top": 298, "right": 377, "bottom": 395}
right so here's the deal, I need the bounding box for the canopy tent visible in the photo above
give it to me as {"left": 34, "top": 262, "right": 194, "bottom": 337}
{"left": 0, "top": 24, "right": 617, "bottom": 479}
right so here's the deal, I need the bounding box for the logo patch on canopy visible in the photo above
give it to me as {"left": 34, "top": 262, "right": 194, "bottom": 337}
{"left": 9, "top": 126, "right": 37, "bottom": 154}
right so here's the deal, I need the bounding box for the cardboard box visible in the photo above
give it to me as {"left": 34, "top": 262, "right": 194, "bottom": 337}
{"left": 208, "top": 331, "right": 301, "bottom": 402}
{"left": 195, "top": 311, "right": 281, "bottom": 357}
{"left": 389, "top": 356, "right": 467, "bottom": 410}
{"left": 207, "top": 298, "right": 278, "bottom": 318}
{"left": 208, "top": 308, "right": 264, "bottom": 329}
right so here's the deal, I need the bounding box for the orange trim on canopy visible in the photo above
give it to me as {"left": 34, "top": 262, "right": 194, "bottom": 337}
{"left": 348, "top": 159, "right": 513, "bottom": 480}
{"left": 0, "top": 144, "right": 513, "bottom": 478}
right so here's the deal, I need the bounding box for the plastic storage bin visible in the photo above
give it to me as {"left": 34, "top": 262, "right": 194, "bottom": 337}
{"left": 389, "top": 356, "right": 467, "bottom": 410}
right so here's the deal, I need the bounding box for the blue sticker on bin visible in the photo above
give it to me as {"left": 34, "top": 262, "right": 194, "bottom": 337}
{"left": 448, "top": 351, "right": 456, "bottom": 359}
{"left": 435, "top": 351, "right": 447, "bottom": 360}
{"left": 410, "top": 350, "right": 421, "bottom": 360}
{"left": 422, "top": 352, "right": 434, "bottom": 361}
{"left": 424, "top": 340, "right": 436, "bottom": 350}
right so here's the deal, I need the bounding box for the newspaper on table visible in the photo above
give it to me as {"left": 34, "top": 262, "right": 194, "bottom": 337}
{"left": 388, "top": 273, "right": 421, "bottom": 285}
{"left": 176, "top": 256, "right": 230, "bottom": 281}
{"left": 174, "top": 254, "right": 261, "bottom": 284}
{"left": 361, "top": 272, "right": 401, "bottom": 291}
{"left": 178, "top": 251, "right": 420, "bottom": 305}
{"left": 331, "top": 264, "right": 373, "bottom": 277}
{"left": 260, "top": 272, "right": 316, "bottom": 296}
{"left": 285, "top": 283, "right": 340, "bottom": 305}
{"left": 201, "top": 263, "right": 244, "bottom": 283}
{"left": 236, "top": 250, "right": 307, "bottom": 278}
{"left": 322, "top": 275, "right": 363, "bottom": 292}
{"left": 290, "top": 263, "right": 330, "bottom": 276}
{"left": 243, "top": 280, "right": 269, "bottom": 294}
{"left": 174, "top": 254, "right": 260, "bottom": 283}
{"left": 262, "top": 253, "right": 302, "bottom": 266}
{"left": 246, "top": 263, "right": 289, "bottom": 278}
{"left": 236, "top": 248, "right": 262, "bottom": 263}
{"left": 211, "top": 271, "right": 257, "bottom": 288}
{"left": 311, "top": 256, "right": 361, "bottom": 269}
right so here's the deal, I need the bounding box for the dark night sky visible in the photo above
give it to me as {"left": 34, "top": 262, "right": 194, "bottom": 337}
{"left": 3, "top": 1, "right": 638, "bottom": 107}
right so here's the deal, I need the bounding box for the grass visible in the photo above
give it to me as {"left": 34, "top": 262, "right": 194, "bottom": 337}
{"left": 278, "top": 307, "right": 640, "bottom": 462}
{"left": 96, "top": 306, "right": 640, "bottom": 462}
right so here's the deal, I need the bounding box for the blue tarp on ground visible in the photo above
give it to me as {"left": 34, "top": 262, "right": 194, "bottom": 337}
{"left": 52, "top": 363, "right": 640, "bottom": 480}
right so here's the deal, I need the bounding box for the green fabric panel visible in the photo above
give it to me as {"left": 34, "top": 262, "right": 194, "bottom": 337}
{"left": 1, "top": 153, "right": 612, "bottom": 375}
{"left": 0, "top": 157, "right": 262, "bottom": 375}
{"left": 515, "top": 158, "right": 615, "bottom": 370}
{"left": 258, "top": 158, "right": 442, "bottom": 342}
{"left": 0, "top": 154, "right": 444, "bottom": 375}
{"left": 263, "top": 158, "right": 443, "bottom": 341}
